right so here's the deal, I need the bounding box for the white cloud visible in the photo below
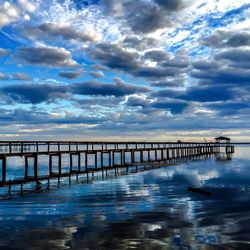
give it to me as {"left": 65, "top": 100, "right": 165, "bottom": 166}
{"left": 0, "top": 2, "right": 19, "bottom": 28}
{"left": 0, "top": 0, "right": 38, "bottom": 28}
{"left": 18, "top": 0, "right": 37, "bottom": 12}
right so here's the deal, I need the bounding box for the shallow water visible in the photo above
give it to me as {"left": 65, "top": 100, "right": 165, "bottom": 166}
{"left": 0, "top": 146, "right": 250, "bottom": 249}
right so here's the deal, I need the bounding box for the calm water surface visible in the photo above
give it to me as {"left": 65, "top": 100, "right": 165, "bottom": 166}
{"left": 0, "top": 146, "right": 250, "bottom": 249}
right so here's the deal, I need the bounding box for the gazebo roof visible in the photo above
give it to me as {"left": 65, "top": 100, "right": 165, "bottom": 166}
{"left": 215, "top": 136, "right": 230, "bottom": 141}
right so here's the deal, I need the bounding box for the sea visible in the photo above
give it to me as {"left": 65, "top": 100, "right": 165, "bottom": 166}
{"left": 0, "top": 146, "right": 250, "bottom": 249}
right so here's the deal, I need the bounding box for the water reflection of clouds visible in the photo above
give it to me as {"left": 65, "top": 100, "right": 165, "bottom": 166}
{"left": 1, "top": 147, "right": 250, "bottom": 248}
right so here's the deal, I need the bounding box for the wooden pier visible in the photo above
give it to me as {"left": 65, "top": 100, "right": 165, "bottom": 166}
{"left": 0, "top": 141, "right": 234, "bottom": 194}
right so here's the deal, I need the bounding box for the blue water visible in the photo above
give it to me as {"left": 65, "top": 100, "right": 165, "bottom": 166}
{"left": 0, "top": 146, "right": 250, "bottom": 249}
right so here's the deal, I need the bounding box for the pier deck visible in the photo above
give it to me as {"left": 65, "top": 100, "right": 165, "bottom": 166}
{"left": 0, "top": 141, "right": 234, "bottom": 194}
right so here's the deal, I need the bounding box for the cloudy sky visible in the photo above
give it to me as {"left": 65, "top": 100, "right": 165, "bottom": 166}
{"left": 0, "top": 0, "right": 250, "bottom": 141}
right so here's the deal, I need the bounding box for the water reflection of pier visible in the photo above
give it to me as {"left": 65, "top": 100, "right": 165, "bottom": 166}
{"left": 0, "top": 140, "right": 234, "bottom": 194}
{"left": 215, "top": 136, "right": 234, "bottom": 160}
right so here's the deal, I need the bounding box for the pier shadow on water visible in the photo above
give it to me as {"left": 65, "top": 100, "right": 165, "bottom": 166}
{"left": 0, "top": 146, "right": 250, "bottom": 249}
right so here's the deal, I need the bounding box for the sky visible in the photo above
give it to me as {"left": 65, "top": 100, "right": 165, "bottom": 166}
{"left": 0, "top": 0, "right": 250, "bottom": 141}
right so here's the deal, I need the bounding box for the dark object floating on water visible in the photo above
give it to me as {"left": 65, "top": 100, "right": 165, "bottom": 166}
{"left": 188, "top": 187, "right": 211, "bottom": 196}
{"left": 35, "top": 181, "right": 42, "bottom": 191}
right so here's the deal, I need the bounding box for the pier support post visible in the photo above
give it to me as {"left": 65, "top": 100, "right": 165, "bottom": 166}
{"left": 85, "top": 152, "right": 88, "bottom": 171}
{"left": 58, "top": 153, "right": 62, "bottom": 175}
{"left": 34, "top": 153, "right": 38, "bottom": 179}
{"left": 1, "top": 155, "right": 6, "bottom": 184}
{"left": 101, "top": 152, "right": 104, "bottom": 179}
{"left": 95, "top": 152, "right": 97, "bottom": 170}
{"left": 140, "top": 150, "right": 143, "bottom": 163}
{"left": 70, "top": 153, "right": 73, "bottom": 173}
{"left": 76, "top": 153, "right": 80, "bottom": 182}
{"left": 49, "top": 155, "right": 53, "bottom": 175}
{"left": 25, "top": 156, "right": 28, "bottom": 179}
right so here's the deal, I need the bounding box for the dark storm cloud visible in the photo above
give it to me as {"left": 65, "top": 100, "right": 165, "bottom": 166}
{"left": 125, "top": 3, "right": 171, "bottom": 33}
{"left": 88, "top": 43, "right": 139, "bottom": 71}
{"left": 150, "top": 79, "right": 185, "bottom": 87}
{"left": 161, "top": 60, "right": 188, "bottom": 68}
{"left": 24, "top": 23, "right": 95, "bottom": 42}
{"left": 75, "top": 96, "right": 124, "bottom": 108}
{"left": 126, "top": 95, "right": 189, "bottom": 115}
{"left": 15, "top": 45, "right": 78, "bottom": 67}
{"left": 0, "top": 83, "right": 69, "bottom": 104}
{"left": 143, "top": 50, "right": 169, "bottom": 61}
{"left": 216, "top": 48, "right": 250, "bottom": 68}
{"left": 206, "top": 101, "right": 250, "bottom": 116}
{"left": 155, "top": 0, "right": 184, "bottom": 11}
{"left": 0, "top": 108, "right": 104, "bottom": 126}
{"left": 192, "top": 60, "right": 219, "bottom": 70}
{"left": 203, "top": 30, "right": 250, "bottom": 48}
{"left": 102, "top": 0, "right": 187, "bottom": 34}
{"left": 226, "top": 33, "right": 250, "bottom": 47}
{"left": 152, "top": 88, "right": 183, "bottom": 98}
{"left": 72, "top": 79, "right": 150, "bottom": 97}
{"left": 178, "top": 86, "right": 233, "bottom": 102}
{"left": 122, "top": 36, "right": 159, "bottom": 50}
{"left": 88, "top": 43, "right": 188, "bottom": 80}
{"left": 124, "top": 0, "right": 186, "bottom": 33}
{"left": 126, "top": 96, "right": 149, "bottom": 108}
{"left": 151, "top": 100, "right": 188, "bottom": 114}
{"left": 144, "top": 50, "right": 189, "bottom": 68}
{"left": 192, "top": 64, "right": 250, "bottom": 84}
{"left": 58, "top": 70, "right": 82, "bottom": 79}
{"left": 135, "top": 67, "right": 180, "bottom": 78}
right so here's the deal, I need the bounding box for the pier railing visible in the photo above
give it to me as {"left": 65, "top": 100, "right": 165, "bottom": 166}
{"left": 0, "top": 141, "right": 234, "bottom": 193}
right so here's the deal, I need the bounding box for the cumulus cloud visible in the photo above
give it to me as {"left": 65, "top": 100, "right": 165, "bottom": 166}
{"left": 125, "top": 2, "right": 171, "bottom": 33}
{"left": 90, "top": 71, "right": 105, "bottom": 78}
{"left": 178, "top": 86, "right": 234, "bottom": 102}
{"left": 23, "top": 23, "right": 96, "bottom": 43}
{"left": 0, "top": 2, "right": 19, "bottom": 28}
{"left": 88, "top": 43, "right": 188, "bottom": 80}
{"left": 122, "top": 36, "right": 159, "bottom": 51}
{"left": 192, "top": 57, "right": 250, "bottom": 86}
{"left": 216, "top": 48, "right": 250, "bottom": 68}
{"left": 203, "top": 30, "right": 250, "bottom": 48}
{"left": 0, "top": 48, "right": 10, "bottom": 57}
{"left": 58, "top": 70, "right": 83, "bottom": 79}
{"left": 12, "top": 73, "right": 31, "bottom": 80}
{"left": 0, "top": 73, "right": 10, "bottom": 80}
{"left": 15, "top": 45, "right": 79, "bottom": 67}
{"left": 88, "top": 43, "right": 139, "bottom": 72}
{"left": 102, "top": 0, "right": 187, "bottom": 34}
{"left": 0, "top": 0, "right": 36, "bottom": 28}
{"left": 17, "top": 0, "right": 36, "bottom": 12}
{"left": 150, "top": 79, "right": 185, "bottom": 87}
{"left": 155, "top": 0, "right": 185, "bottom": 11}
{"left": 151, "top": 99, "right": 189, "bottom": 114}
{"left": 206, "top": 101, "right": 250, "bottom": 116}
{"left": 1, "top": 0, "right": 250, "bottom": 137}
{"left": 0, "top": 83, "right": 69, "bottom": 104}
{"left": 72, "top": 79, "right": 150, "bottom": 97}
{"left": 126, "top": 96, "right": 149, "bottom": 108}
{"left": 0, "top": 72, "right": 31, "bottom": 81}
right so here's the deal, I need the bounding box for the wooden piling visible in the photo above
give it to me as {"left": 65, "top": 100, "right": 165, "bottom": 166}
{"left": 1, "top": 155, "right": 6, "bottom": 184}
{"left": 25, "top": 156, "right": 28, "bottom": 179}
{"left": 0, "top": 140, "right": 234, "bottom": 193}
{"left": 34, "top": 154, "right": 38, "bottom": 179}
